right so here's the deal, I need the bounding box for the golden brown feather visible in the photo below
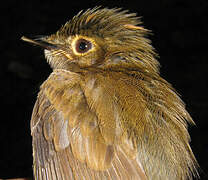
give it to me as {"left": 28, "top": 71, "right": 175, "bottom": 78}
{"left": 22, "top": 7, "right": 198, "bottom": 180}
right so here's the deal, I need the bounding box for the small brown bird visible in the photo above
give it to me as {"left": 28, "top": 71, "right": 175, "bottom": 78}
{"left": 22, "top": 7, "right": 198, "bottom": 180}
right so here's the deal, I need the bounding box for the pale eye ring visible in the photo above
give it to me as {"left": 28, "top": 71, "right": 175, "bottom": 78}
{"left": 75, "top": 39, "right": 92, "bottom": 53}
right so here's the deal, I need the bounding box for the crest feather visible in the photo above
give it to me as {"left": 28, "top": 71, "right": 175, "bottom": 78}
{"left": 57, "top": 7, "right": 146, "bottom": 37}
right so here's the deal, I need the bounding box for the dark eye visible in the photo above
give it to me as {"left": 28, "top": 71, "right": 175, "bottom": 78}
{"left": 75, "top": 39, "right": 92, "bottom": 53}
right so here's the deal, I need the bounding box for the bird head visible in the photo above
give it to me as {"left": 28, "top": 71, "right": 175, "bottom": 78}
{"left": 22, "top": 7, "right": 159, "bottom": 74}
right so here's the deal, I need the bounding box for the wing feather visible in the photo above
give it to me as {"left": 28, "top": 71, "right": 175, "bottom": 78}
{"left": 31, "top": 70, "right": 147, "bottom": 180}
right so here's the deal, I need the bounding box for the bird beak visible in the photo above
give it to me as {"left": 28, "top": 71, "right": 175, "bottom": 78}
{"left": 21, "top": 36, "right": 58, "bottom": 50}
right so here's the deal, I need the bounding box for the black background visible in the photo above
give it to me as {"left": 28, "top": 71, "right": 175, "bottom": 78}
{"left": 1, "top": 0, "right": 207, "bottom": 179}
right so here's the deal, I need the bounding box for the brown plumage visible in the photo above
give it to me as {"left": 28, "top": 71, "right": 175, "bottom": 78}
{"left": 22, "top": 7, "right": 198, "bottom": 180}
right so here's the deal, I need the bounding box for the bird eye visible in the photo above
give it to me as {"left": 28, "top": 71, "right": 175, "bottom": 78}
{"left": 75, "top": 39, "right": 92, "bottom": 53}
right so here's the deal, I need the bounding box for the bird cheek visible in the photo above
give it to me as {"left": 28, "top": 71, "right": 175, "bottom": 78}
{"left": 91, "top": 49, "right": 106, "bottom": 66}
{"left": 63, "top": 51, "right": 74, "bottom": 60}
{"left": 78, "top": 52, "right": 104, "bottom": 67}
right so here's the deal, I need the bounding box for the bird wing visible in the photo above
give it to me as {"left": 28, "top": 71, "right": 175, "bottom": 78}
{"left": 31, "top": 70, "right": 147, "bottom": 180}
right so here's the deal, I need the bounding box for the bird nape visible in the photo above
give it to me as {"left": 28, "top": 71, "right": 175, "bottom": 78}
{"left": 22, "top": 7, "right": 199, "bottom": 180}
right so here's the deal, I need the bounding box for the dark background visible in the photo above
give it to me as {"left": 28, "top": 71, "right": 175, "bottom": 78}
{"left": 1, "top": 0, "right": 207, "bottom": 179}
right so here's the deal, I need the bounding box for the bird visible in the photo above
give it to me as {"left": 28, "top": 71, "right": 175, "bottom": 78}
{"left": 21, "top": 7, "right": 198, "bottom": 180}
